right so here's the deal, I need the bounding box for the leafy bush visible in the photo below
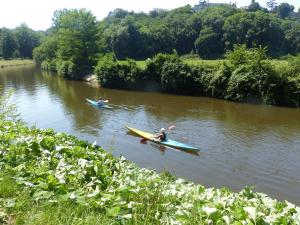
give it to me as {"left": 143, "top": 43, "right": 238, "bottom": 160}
{"left": 93, "top": 47, "right": 300, "bottom": 107}
{"left": 287, "top": 54, "right": 300, "bottom": 76}
{"left": 33, "top": 36, "right": 58, "bottom": 64}
{"left": 41, "top": 59, "right": 57, "bottom": 72}
{"left": 206, "top": 62, "right": 231, "bottom": 98}
{"left": 286, "top": 73, "right": 300, "bottom": 107}
{"left": 225, "top": 45, "right": 284, "bottom": 104}
{"left": 56, "top": 59, "right": 77, "bottom": 79}
{"left": 226, "top": 64, "right": 279, "bottom": 104}
{"left": 95, "top": 55, "right": 140, "bottom": 89}
{"left": 160, "top": 59, "right": 196, "bottom": 94}
{"left": 144, "top": 53, "right": 180, "bottom": 83}
{"left": 194, "top": 27, "right": 224, "bottom": 59}
{"left": 190, "top": 63, "right": 215, "bottom": 96}
{"left": 0, "top": 87, "right": 19, "bottom": 122}
{"left": 226, "top": 45, "right": 267, "bottom": 67}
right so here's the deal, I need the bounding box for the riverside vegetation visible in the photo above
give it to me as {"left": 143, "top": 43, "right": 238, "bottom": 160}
{"left": 0, "top": 88, "right": 299, "bottom": 224}
{"left": 0, "top": 59, "right": 34, "bottom": 68}
{"left": 1, "top": 3, "right": 300, "bottom": 224}
{"left": 30, "top": 5, "right": 300, "bottom": 107}
{"left": 95, "top": 46, "right": 300, "bottom": 107}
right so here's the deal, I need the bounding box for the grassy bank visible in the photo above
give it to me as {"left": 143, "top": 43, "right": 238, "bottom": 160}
{"left": 120, "top": 58, "right": 289, "bottom": 69}
{"left": 0, "top": 59, "right": 35, "bottom": 69}
{"left": 0, "top": 119, "right": 299, "bottom": 224}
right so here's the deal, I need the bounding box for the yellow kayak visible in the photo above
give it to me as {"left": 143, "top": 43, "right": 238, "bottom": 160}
{"left": 126, "top": 126, "right": 199, "bottom": 152}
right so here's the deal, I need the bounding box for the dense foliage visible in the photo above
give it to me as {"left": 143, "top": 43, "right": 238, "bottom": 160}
{"left": 0, "top": 119, "right": 299, "bottom": 224}
{"left": 97, "top": 4, "right": 300, "bottom": 59}
{"left": 0, "top": 87, "right": 19, "bottom": 121}
{"left": 0, "top": 24, "right": 43, "bottom": 59}
{"left": 95, "top": 46, "right": 300, "bottom": 107}
{"left": 33, "top": 9, "right": 98, "bottom": 79}
{"left": 33, "top": 3, "right": 300, "bottom": 78}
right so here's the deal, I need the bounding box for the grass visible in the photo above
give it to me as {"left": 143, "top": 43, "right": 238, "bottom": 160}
{"left": 135, "top": 60, "right": 147, "bottom": 69}
{"left": 183, "top": 58, "right": 225, "bottom": 66}
{"left": 119, "top": 57, "right": 289, "bottom": 69}
{"left": 119, "top": 58, "right": 223, "bottom": 68}
{"left": 0, "top": 175, "right": 113, "bottom": 225}
{"left": 0, "top": 59, "right": 35, "bottom": 68}
{"left": 119, "top": 60, "right": 146, "bottom": 69}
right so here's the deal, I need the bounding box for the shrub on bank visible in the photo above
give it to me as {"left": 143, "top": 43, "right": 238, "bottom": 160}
{"left": 225, "top": 46, "right": 299, "bottom": 106}
{"left": 160, "top": 59, "right": 196, "bottom": 94}
{"left": 144, "top": 53, "right": 180, "bottom": 83}
{"left": 0, "top": 119, "right": 299, "bottom": 224}
{"left": 95, "top": 55, "right": 141, "bottom": 89}
{"left": 94, "top": 46, "right": 300, "bottom": 107}
{"left": 56, "top": 59, "right": 79, "bottom": 79}
{"left": 202, "top": 62, "right": 232, "bottom": 98}
{"left": 226, "top": 46, "right": 280, "bottom": 105}
{"left": 41, "top": 60, "right": 57, "bottom": 72}
{"left": 286, "top": 74, "right": 300, "bottom": 107}
{"left": 142, "top": 53, "right": 199, "bottom": 94}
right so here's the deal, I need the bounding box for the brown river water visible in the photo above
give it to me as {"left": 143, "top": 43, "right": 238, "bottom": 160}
{"left": 1, "top": 65, "right": 300, "bottom": 205}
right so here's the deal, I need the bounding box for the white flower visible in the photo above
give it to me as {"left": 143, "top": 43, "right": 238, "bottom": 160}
{"left": 203, "top": 207, "right": 218, "bottom": 216}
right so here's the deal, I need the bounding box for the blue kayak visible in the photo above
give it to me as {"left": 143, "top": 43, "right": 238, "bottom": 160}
{"left": 126, "top": 126, "right": 199, "bottom": 152}
{"left": 86, "top": 98, "right": 113, "bottom": 109}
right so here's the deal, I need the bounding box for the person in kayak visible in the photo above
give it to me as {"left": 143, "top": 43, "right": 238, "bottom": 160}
{"left": 97, "top": 97, "right": 106, "bottom": 106}
{"left": 155, "top": 128, "right": 167, "bottom": 142}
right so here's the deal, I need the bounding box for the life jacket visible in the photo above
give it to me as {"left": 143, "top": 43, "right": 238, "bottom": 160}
{"left": 161, "top": 132, "right": 166, "bottom": 141}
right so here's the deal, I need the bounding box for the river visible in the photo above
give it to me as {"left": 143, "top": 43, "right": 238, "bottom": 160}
{"left": 1, "top": 65, "right": 300, "bottom": 205}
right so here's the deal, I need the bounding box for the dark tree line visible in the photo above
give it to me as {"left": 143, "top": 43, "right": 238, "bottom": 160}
{"left": 32, "top": 3, "right": 300, "bottom": 79}
{"left": 0, "top": 24, "right": 43, "bottom": 59}
{"left": 98, "top": 3, "right": 299, "bottom": 59}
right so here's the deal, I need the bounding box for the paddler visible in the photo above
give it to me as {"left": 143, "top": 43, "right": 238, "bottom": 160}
{"left": 154, "top": 128, "right": 167, "bottom": 141}
{"left": 97, "top": 97, "right": 105, "bottom": 106}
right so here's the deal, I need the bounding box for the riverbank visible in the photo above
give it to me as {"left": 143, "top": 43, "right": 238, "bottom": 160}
{"left": 120, "top": 56, "right": 289, "bottom": 70}
{"left": 0, "top": 119, "right": 299, "bottom": 224}
{"left": 0, "top": 59, "right": 35, "bottom": 69}
{"left": 95, "top": 48, "right": 300, "bottom": 108}
{"left": 82, "top": 74, "right": 100, "bottom": 87}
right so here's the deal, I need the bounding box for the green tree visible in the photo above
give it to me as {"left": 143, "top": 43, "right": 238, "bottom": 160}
{"left": 226, "top": 45, "right": 282, "bottom": 104}
{"left": 108, "top": 8, "right": 130, "bottom": 19}
{"left": 110, "top": 17, "right": 145, "bottom": 59}
{"left": 193, "top": 6, "right": 236, "bottom": 58}
{"left": 248, "top": 0, "right": 262, "bottom": 12}
{"left": 282, "top": 21, "right": 300, "bottom": 54}
{"left": 0, "top": 28, "right": 18, "bottom": 59}
{"left": 164, "top": 5, "right": 196, "bottom": 55}
{"left": 195, "top": 27, "right": 223, "bottom": 59}
{"left": 33, "top": 36, "right": 57, "bottom": 63}
{"left": 276, "top": 3, "right": 294, "bottom": 18}
{"left": 15, "top": 24, "right": 41, "bottom": 58}
{"left": 223, "top": 12, "right": 284, "bottom": 56}
{"left": 54, "top": 9, "right": 98, "bottom": 79}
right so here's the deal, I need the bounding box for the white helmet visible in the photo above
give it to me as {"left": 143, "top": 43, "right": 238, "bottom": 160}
{"left": 160, "top": 128, "right": 166, "bottom": 132}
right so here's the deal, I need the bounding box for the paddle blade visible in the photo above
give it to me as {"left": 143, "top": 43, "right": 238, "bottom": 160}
{"left": 168, "top": 125, "right": 176, "bottom": 130}
{"left": 140, "top": 138, "right": 148, "bottom": 144}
